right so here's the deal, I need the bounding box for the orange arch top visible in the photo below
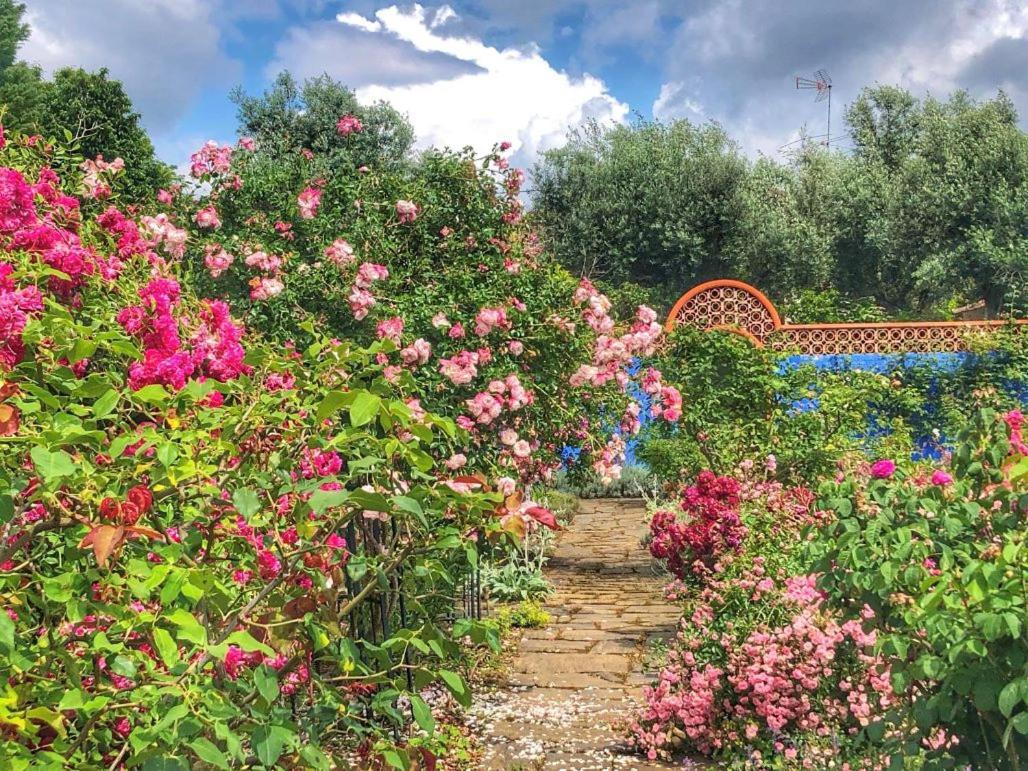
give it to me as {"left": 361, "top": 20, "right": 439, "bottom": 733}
{"left": 664, "top": 279, "right": 783, "bottom": 333}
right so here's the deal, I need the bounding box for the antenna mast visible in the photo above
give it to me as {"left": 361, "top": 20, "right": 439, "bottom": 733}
{"left": 795, "top": 69, "right": 833, "bottom": 147}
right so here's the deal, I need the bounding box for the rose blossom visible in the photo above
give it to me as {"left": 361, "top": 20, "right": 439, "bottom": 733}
{"left": 870, "top": 459, "right": 896, "bottom": 479}
{"left": 395, "top": 199, "right": 418, "bottom": 224}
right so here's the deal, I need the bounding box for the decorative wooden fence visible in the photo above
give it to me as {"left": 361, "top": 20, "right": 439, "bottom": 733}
{"left": 665, "top": 279, "right": 1027, "bottom": 354}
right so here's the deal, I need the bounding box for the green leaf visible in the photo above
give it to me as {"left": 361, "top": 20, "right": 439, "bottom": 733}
{"left": 231, "top": 487, "right": 261, "bottom": 519}
{"left": 141, "top": 757, "right": 189, "bottom": 771}
{"left": 410, "top": 694, "right": 435, "bottom": 735}
{"left": 30, "top": 447, "right": 76, "bottom": 482}
{"left": 189, "top": 738, "right": 229, "bottom": 769}
{"left": 251, "top": 725, "right": 292, "bottom": 767}
{"left": 316, "top": 389, "right": 352, "bottom": 421}
{"left": 254, "top": 666, "right": 279, "bottom": 703}
{"left": 349, "top": 391, "right": 381, "bottom": 427}
{"left": 133, "top": 384, "right": 171, "bottom": 405}
{"left": 152, "top": 628, "right": 179, "bottom": 669}
{"left": 309, "top": 488, "right": 349, "bottom": 514}
{"left": 223, "top": 630, "right": 274, "bottom": 657}
{"left": 298, "top": 745, "right": 331, "bottom": 771}
{"left": 157, "top": 442, "right": 179, "bottom": 468}
{"left": 0, "top": 611, "right": 13, "bottom": 654}
{"left": 92, "top": 389, "right": 119, "bottom": 418}
{"left": 381, "top": 748, "right": 409, "bottom": 770}
{"left": 166, "top": 609, "right": 208, "bottom": 646}
{"left": 999, "top": 680, "right": 1021, "bottom": 718}
{"left": 438, "top": 669, "right": 469, "bottom": 707}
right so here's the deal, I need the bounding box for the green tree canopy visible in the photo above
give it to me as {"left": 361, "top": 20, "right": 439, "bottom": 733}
{"left": 38, "top": 67, "right": 172, "bottom": 199}
{"left": 0, "top": 1, "right": 170, "bottom": 201}
{"left": 531, "top": 119, "right": 748, "bottom": 306}
{"left": 532, "top": 89, "right": 1028, "bottom": 317}
{"left": 232, "top": 72, "right": 415, "bottom": 172}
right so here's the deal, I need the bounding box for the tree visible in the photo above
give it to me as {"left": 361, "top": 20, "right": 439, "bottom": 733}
{"left": 531, "top": 118, "right": 749, "bottom": 304}
{"left": 0, "top": 0, "right": 44, "bottom": 131}
{"left": 0, "top": 3, "right": 170, "bottom": 201}
{"left": 836, "top": 87, "right": 1028, "bottom": 313}
{"left": 726, "top": 149, "right": 839, "bottom": 299}
{"left": 0, "top": 0, "right": 27, "bottom": 71}
{"left": 232, "top": 72, "right": 415, "bottom": 171}
{"left": 37, "top": 67, "right": 172, "bottom": 199}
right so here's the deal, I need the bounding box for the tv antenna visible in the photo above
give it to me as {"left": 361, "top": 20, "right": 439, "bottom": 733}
{"left": 795, "top": 69, "right": 832, "bottom": 147}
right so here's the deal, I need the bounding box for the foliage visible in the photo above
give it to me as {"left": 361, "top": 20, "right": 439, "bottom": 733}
{"left": 632, "top": 473, "right": 892, "bottom": 767}
{"left": 0, "top": 4, "right": 171, "bottom": 201}
{"left": 231, "top": 72, "right": 415, "bottom": 174}
{"left": 809, "top": 409, "right": 1028, "bottom": 768}
{"left": 637, "top": 327, "right": 918, "bottom": 483}
{"left": 532, "top": 118, "right": 747, "bottom": 287}
{"left": 0, "top": 128, "right": 542, "bottom": 769}
{"left": 836, "top": 87, "right": 1028, "bottom": 314}
{"left": 494, "top": 600, "right": 550, "bottom": 630}
{"left": 482, "top": 525, "right": 554, "bottom": 602}
{"left": 168, "top": 118, "right": 667, "bottom": 481}
{"left": 552, "top": 464, "right": 659, "bottom": 499}
{"left": 779, "top": 287, "right": 888, "bottom": 324}
{"left": 532, "top": 88, "right": 1028, "bottom": 317}
{"left": 0, "top": 0, "right": 27, "bottom": 72}
{"left": 35, "top": 68, "right": 173, "bottom": 201}
{"left": 648, "top": 471, "right": 745, "bottom": 579}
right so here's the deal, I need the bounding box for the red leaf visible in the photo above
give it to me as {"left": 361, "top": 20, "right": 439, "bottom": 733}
{"left": 123, "top": 525, "right": 165, "bottom": 541}
{"left": 79, "top": 525, "right": 125, "bottom": 567}
{"left": 0, "top": 403, "right": 18, "bottom": 436}
{"left": 523, "top": 506, "right": 560, "bottom": 530}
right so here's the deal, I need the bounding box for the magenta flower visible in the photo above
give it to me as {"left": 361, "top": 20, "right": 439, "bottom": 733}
{"left": 930, "top": 469, "right": 953, "bottom": 486}
{"left": 870, "top": 459, "right": 896, "bottom": 479}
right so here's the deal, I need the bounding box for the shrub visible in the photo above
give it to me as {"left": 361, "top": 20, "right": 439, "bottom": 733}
{"left": 164, "top": 130, "right": 668, "bottom": 481}
{"left": 810, "top": 409, "right": 1028, "bottom": 768}
{"left": 0, "top": 129, "right": 549, "bottom": 768}
{"left": 632, "top": 473, "right": 890, "bottom": 766}
{"left": 648, "top": 471, "right": 745, "bottom": 580}
{"left": 495, "top": 600, "right": 550, "bottom": 630}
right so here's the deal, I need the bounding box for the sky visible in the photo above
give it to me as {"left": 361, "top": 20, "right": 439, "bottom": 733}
{"left": 17, "top": 0, "right": 1028, "bottom": 172}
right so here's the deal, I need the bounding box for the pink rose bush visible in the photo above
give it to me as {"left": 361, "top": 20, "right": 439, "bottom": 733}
{"left": 171, "top": 134, "right": 673, "bottom": 484}
{"left": 633, "top": 471, "right": 893, "bottom": 766}
{"left": 0, "top": 129, "right": 543, "bottom": 768}
{"left": 808, "top": 409, "right": 1028, "bottom": 767}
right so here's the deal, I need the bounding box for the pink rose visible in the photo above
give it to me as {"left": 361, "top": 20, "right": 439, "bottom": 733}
{"left": 870, "top": 459, "right": 896, "bottom": 479}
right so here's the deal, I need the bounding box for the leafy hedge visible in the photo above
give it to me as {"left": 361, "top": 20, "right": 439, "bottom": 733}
{"left": 0, "top": 128, "right": 559, "bottom": 768}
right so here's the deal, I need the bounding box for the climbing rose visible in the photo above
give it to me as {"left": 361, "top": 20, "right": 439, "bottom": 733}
{"left": 324, "top": 238, "right": 354, "bottom": 268}
{"left": 194, "top": 205, "right": 221, "bottom": 229}
{"left": 395, "top": 200, "right": 418, "bottom": 223}
{"left": 336, "top": 114, "right": 363, "bottom": 136}
{"left": 870, "top": 459, "right": 896, "bottom": 479}
{"left": 930, "top": 469, "right": 953, "bottom": 486}
{"left": 297, "top": 187, "right": 322, "bottom": 219}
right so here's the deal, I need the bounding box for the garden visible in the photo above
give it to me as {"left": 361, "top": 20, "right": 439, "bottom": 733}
{"left": 0, "top": 4, "right": 1027, "bottom": 767}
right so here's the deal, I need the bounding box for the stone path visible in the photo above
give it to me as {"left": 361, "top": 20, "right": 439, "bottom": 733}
{"left": 469, "top": 498, "right": 681, "bottom": 770}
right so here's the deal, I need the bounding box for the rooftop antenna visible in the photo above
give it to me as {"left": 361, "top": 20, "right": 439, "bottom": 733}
{"left": 795, "top": 69, "right": 832, "bottom": 147}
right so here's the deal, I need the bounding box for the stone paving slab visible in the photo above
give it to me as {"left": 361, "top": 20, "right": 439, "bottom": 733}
{"left": 470, "top": 498, "right": 680, "bottom": 770}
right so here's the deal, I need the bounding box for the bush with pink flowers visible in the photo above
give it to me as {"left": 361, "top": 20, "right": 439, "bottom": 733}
{"left": 810, "top": 409, "right": 1028, "bottom": 768}
{"left": 0, "top": 129, "right": 555, "bottom": 767}
{"left": 647, "top": 470, "right": 746, "bottom": 579}
{"left": 156, "top": 130, "right": 669, "bottom": 484}
{"left": 633, "top": 473, "right": 894, "bottom": 767}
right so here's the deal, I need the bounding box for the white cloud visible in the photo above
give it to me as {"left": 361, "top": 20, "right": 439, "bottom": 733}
{"left": 430, "top": 6, "right": 459, "bottom": 29}
{"left": 325, "top": 4, "right": 629, "bottom": 164}
{"left": 337, "top": 11, "right": 382, "bottom": 33}
{"left": 19, "top": 0, "right": 238, "bottom": 135}
{"left": 269, "top": 18, "right": 482, "bottom": 88}
{"left": 652, "top": 82, "right": 705, "bottom": 122}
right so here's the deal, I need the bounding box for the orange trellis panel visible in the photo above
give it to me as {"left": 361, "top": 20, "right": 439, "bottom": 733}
{"left": 664, "top": 279, "right": 1027, "bottom": 355}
